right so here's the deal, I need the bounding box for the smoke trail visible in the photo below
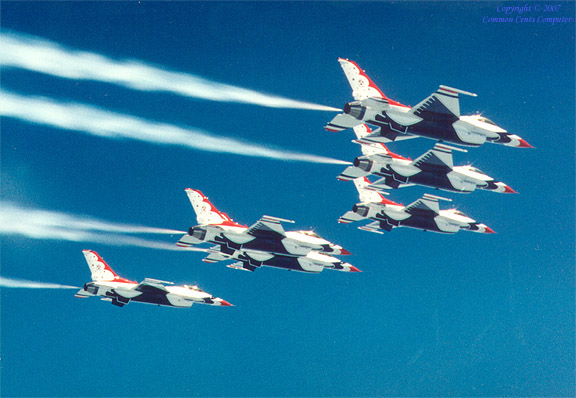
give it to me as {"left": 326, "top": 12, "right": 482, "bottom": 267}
{"left": 0, "top": 90, "right": 350, "bottom": 165}
{"left": 0, "top": 276, "right": 79, "bottom": 289}
{"left": 0, "top": 32, "right": 340, "bottom": 112}
{"left": 0, "top": 202, "right": 184, "bottom": 236}
{"left": 0, "top": 202, "right": 207, "bottom": 252}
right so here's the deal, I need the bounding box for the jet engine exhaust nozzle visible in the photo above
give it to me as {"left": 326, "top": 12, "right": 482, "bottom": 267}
{"left": 353, "top": 157, "right": 373, "bottom": 172}
{"left": 352, "top": 204, "right": 369, "bottom": 217}
{"left": 343, "top": 101, "right": 367, "bottom": 120}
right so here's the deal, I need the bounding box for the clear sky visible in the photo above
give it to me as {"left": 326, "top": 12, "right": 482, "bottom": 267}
{"left": 1, "top": 2, "right": 574, "bottom": 397}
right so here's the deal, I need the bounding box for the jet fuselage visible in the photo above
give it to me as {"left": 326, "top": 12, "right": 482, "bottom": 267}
{"left": 181, "top": 224, "right": 345, "bottom": 256}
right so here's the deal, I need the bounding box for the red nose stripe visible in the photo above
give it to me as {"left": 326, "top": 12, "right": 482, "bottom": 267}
{"left": 503, "top": 185, "right": 518, "bottom": 194}
{"left": 219, "top": 300, "right": 233, "bottom": 307}
{"left": 517, "top": 138, "right": 534, "bottom": 148}
{"left": 340, "top": 248, "right": 352, "bottom": 255}
{"left": 349, "top": 266, "right": 362, "bottom": 272}
{"left": 484, "top": 226, "right": 496, "bottom": 234}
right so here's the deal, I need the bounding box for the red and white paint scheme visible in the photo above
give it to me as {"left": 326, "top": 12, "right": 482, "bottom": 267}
{"left": 75, "top": 250, "right": 232, "bottom": 308}
{"left": 338, "top": 124, "right": 516, "bottom": 194}
{"left": 339, "top": 178, "right": 495, "bottom": 235}
{"left": 326, "top": 58, "right": 532, "bottom": 148}
{"left": 177, "top": 189, "right": 359, "bottom": 273}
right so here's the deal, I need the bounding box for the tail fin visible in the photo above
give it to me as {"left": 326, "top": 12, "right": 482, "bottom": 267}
{"left": 185, "top": 189, "right": 238, "bottom": 226}
{"left": 338, "top": 58, "right": 408, "bottom": 108}
{"left": 354, "top": 177, "right": 401, "bottom": 206}
{"left": 352, "top": 124, "right": 373, "bottom": 140}
{"left": 338, "top": 58, "right": 386, "bottom": 101}
{"left": 82, "top": 250, "right": 125, "bottom": 282}
{"left": 353, "top": 124, "right": 390, "bottom": 156}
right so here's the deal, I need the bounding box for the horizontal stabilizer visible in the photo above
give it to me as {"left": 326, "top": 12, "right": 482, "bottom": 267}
{"left": 75, "top": 289, "right": 93, "bottom": 298}
{"left": 202, "top": 252, "right": 230, "bottom": 263}
{"left": 358, "top": 221, "right": 384, "bottom": 234}
{"left": 338, "top": 210, "right": 364, "bottom": 224}
{"left": 325, "top": 113, "right": 363, "bottom": 132}
{"left": 226, "top": 262, "right": 255, "bottom": 272}
{"left": 338, "top": 165, "right": 369, "bottom": 181}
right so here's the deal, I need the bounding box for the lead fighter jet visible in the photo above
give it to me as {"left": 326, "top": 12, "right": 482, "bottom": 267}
{"left": 75, "top": 250, "right": 232, "bottom": 308}
{"left": 177, "top": 189, "right": 360, "bottom": 273}
{"left": 326, "top": 58, "right": 532, "bottom": 148}
{"left": 339, "top": 124, "right": 517, "bottom": 194}
{"left": 339, "top": 178, "right": 495, "bottom": 234}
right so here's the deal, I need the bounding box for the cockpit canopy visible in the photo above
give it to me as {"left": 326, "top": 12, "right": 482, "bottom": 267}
{"left": 298, "top": 230, "right": 321, "bottom": 239}
{"left": 473, "top": 115, "right": 498, "bottom": 126}
{"left": 449, "top": 210, "right": 467, "bottom": 217}
{"left": 464, "top": 165, "right": 484, "bottom": 174}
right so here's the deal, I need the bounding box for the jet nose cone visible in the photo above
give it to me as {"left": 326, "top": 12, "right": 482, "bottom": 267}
{"left": 517, "top": 138, "right": 534, "bottom": 148}
{"left": 339, "top": 248, "right": 352, "bottom": 256}
{"left": 483, "top": 226, "right": 496, "bottom": 234}
{"left": 349, "top": 265, "right": 362, "bottom": 272}
{"left": 503, "top": 185, "right": 518, "bottom": 194}
{"left": 217, "top": 299, "right": 234, "bottom": 307}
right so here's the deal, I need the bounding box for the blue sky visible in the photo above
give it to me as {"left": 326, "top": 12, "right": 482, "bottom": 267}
{"left": 1, "top": 2, "right": 574, "bottom": 397}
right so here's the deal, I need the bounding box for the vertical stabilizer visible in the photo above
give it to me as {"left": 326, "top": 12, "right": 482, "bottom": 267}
{"left": 185, "top": 189, "right": 237, "bottom": 226}
{"left": 82, "top": 250, "right": 121, "bottom": 282}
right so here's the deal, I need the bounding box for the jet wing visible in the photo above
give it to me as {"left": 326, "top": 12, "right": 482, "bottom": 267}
{"left": 404, "top": 194, "right": 451, "bottom": 216}
{"left": 368, "top": 177, "right": 415, "bottom": 190}
{"left": 412, "top": 143, "right": 466, "bottom": 172}
{"left": 411, "top": 85, "right": 477, "bottom": 121}
{"left": 135, "top": 278, "right": 174, "bottom": 294}
{"left": 246, "top": 215, "right": 294, "bottom": 240}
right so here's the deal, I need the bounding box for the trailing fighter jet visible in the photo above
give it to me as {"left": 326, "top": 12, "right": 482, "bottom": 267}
{"left": 339, "top": 124, "right": 517, "bottom": 194}
{"left": 205, "top": 247, "right": 358, "bottom": 273}
{"left": 326, "top": 58, "right": 532, "bottom": 148}
{"left": 339, "top": 178, "right": 495, "bottom": 234}
{"left": 75, "top": 250, "right": 232, "bottom": 308}
{"left": 177, "top": 189, "right": 360, "bottom": 273}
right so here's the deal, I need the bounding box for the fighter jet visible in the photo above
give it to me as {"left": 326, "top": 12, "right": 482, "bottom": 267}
{"left": 326, "top": 58, "right": 532, "bottom": 148}
{"left": 177, "top": 189, "right": 360, "bottom": 273}
{"left": 75, "top": 250, "right": 232, "bottom": 308}
{"left": 339, "top": 178, "right": 495, "bottom": 234}
{"left": 204, "top": 247, "right": 358, "bottom": 273}
{"left": 339, "top": 124, "right": 517, "bottom": 194}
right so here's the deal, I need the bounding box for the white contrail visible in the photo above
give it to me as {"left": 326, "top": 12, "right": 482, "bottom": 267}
{"left": 0, "top": 32, "right": 340, "bottom": 112}
{"left": 0, "top": 276, "right": 79, "bottom": 289}
{"left": 0, "top": 90, "right": 350, "bottom": 165}
{"left": 0, "top": 202, "right": 203, "bottom": 252}
{"left": 0, "top": 202, "right": 184, "bottom": 236}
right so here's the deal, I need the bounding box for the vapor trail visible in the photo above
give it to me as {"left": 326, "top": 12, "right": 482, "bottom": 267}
{"left": 0, "top": 90, "right": 350, "bottom": 165}
{"left": 0, "top": 32, "right": 340, "bottom": 112}
{"left": 0, "top": 277, "right": 79, "bottom": 289}
{"left": 0, "top": 202, "right": 205, "bottom": 252}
